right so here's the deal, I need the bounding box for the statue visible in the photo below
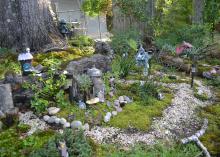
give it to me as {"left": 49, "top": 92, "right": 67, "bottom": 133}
{"left": 135, "top": 44, "right": 152, "bottom": 76}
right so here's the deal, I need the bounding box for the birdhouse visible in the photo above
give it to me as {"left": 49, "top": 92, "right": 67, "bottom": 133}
{"left": 18, "top": 48, "right": 33, "bottom": 76}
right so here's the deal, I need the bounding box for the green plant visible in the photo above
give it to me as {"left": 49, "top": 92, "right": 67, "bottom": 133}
{"left": 31, "top": 129, "right": 93, "bottom": 157}
{"left": 110, "top": 29, "right": 139, "bottom": 55}
{"left": 76, "top": 74, "right": 92, "bottom": 93}
{"left": 69, "top": 35, "right": 94, "bottom": 48}
{"left": 23, "top": 69, "right": 68, "bottom": 113}
{"left": 112, "top": 55, "right": 135, "bottom": 78}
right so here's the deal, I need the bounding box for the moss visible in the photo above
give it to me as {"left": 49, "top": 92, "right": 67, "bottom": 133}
{"left": 200, "top": 103, "right": 220, "bottom": 156}
{"left": 0, "top": 126, "right": 55, "bottom": 157}
{"left": 17, "top": 124, "right": 31, "bottom": 133}
{"left": 108, "top": 93, "right": 173, "bottom": 131}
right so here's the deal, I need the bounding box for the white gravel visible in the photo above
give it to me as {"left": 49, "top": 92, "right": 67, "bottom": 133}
{"left": 85, "top": 80, "right": 214, "bottom": 146}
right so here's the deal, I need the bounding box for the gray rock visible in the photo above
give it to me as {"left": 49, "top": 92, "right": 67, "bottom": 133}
{"left": 104, "top": 115, "right": 110, "bottom": 123}
{"left": 114, "top": 100, "right": 120, "bottom": 107}
{"left": 66, "top": 54, "right": 111, "bottom": 75}
{"left": 55, "top": 117, "right": 61, "bottom": 124}
{"left": 95, "top": 41, "right": 114, "bottom": 56}
{"left": 48, "top": 107, "right": 60, "bottom": 115}
{"left": 48, "top": 116, "right": 56, "bottom": 124}
{"left": 0, "top": 110, "right": 5, "bottom": 118}
{"left": 124, "top": 96, "right": 132, "bottom": 103}
{"left": 119, "top": 96, "right": 124, "bottom": 103}
{"left": 71, "top": 120, "right": 83, "bottom": 129}
{"left": 60, "top": 118, "right": 67, "bottom": 125}
{"left": 63, "top": 122, "right": 70, "bottom": 128}
{"left": 116, "top": 107, "right": 123, "bottom": 113}
{"left": 0, "top": 84, "right": 14, "bottom": 113}
{"left": 106, "top": 101, "right": 111, "bottom": 107}
{"left": 43, "top": 115, "right": 50, "bottom": 122}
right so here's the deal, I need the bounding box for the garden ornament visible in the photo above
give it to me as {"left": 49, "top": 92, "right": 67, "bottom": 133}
{"left": 176, "top": 41, "right": 193, "bottom": 56}
{"left": 135, "top": 44, "right": 152, "bottom": 76}
{"left": 78, "top": 100, "right": 86, "bottom": 109}
{"left": 59, "top": 19, "right": 69, "bottom": 38}
{"left": 18, "top": 47, "right": 34, "bottom": 76}
{"left": 58, "top": 141, "right": 69, "bottom": 157}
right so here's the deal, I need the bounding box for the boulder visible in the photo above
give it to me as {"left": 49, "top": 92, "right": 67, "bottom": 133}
{"left": 47, "top": 107, "right": 60, "bottom": 115}
{"left": 0, "top": 84, "right": 15, "bottom": 114}
{"left": 66, "top": 54, "right": 111, "bottom": 75}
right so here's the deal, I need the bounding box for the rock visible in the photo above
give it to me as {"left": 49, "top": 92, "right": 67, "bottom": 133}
{"left": 60, "top": 118, "right": 67, "bottom": 125}
{"left": 116, "top": 107, "right": 123, "bottom": 113}
{"left": 112, "top": 111, "right": 117, "bottom": 116}
{"left": 55, "top": 117, "right": 61, "bottom": 124}
{"left": 95, "top": 41, "right": 114, "bottom": 56}
{"left": 47, "top": 116, "right": 57, "bottom": 124}
{"left": 71, "top": 120, "right": 83, "bottom": 129}
{"left": 106, "top": 101, "right": 111, "bottom": 107}
{"left": 86, "top": 97, "right": 100, "bottom": 105}
{"left": 34, "top": 64, "right": 44, "bottom": 73}
{"left": 106, "top": 112, "right": 112, "bottom": 118}
{"left": 124, "top": 96, "right": 132, "bottom": 103}
{"left": 6, "top": 107, "right": 19, "bottom": 115}
{"left": 114, "top": 100, "right": 120, "bottom": 107}
{"left": 157, "top": 93, "right": 164, "bottom": 100}
{"left": 119, "top": 96, "right": 124, "bottom": 103}
{"left": 48, "top": 107, "right": 60, "bottom": 115}
{"left": 78, "top": 101, "right": 86, "bottom": 109}
{"left": 43, "top": 115, "right": 50, "bottom": 122}
{"left": 83, "top": 123, "right": 90, "bottom": 131}
{"left": 0, "top": 84, "right": 14, "bottom": 114}
{"left": 63, "top": 122, "right": 70, "bottom": 128}
{"left": 104, "top": 116, "right": 110, "bottom": 123}
{"left": 66, "top": 54, "right": 111, "bottom": 75}
{"left": 4, "top": 73, "right": 22, "bottom": 91}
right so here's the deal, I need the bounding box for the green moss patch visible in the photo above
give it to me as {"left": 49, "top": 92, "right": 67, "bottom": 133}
{"left": 109, "top": 93, "right": 173, "bottom": 131}
{"left": 200, "top": 103, "right": 220, "bottom": 156}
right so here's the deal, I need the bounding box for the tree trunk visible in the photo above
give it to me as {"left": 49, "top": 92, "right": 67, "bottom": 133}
{"left": 0, "top": 0, "right": 65, "bottom": 52}
{"left": 193, "top": 0, "right": 204, "bottom": 24}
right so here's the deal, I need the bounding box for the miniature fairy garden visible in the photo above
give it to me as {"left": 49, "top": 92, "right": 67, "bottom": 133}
{"left": 0, "top": 0, "right": 220, "bottom": 157}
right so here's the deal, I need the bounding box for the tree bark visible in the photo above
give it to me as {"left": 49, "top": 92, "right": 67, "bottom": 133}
{"left": 193, "top": 0, "right": 204, "bottom": 24}
{"left": 0, "top": 0, "right": 65, "bottom": 52}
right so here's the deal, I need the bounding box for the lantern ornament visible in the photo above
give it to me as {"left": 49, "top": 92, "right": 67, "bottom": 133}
{"left": 135, "top": 44, "right": 152, "bottom": 76}
{"left": 59, "top": 19, "right": 69, "bottom": 38}
{"left": 18, "top": 48, "right": 34, "bottom": 76}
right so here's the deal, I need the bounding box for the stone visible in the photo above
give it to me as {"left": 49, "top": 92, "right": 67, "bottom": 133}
{"left": 157, "top": 93, "right": 164, "bottom": 100}
{"left": 83, "top": 123, "right": 90, "bottom": 131}
{"left": 48, "top": 116, "right": 56, "bottom": 124}
{"left": 71, "top": 120, "right": 83, "bottom": 129}
{"left": 63, "top": 122, "right": 70, "bottom": 128}
{"left": 43, "top": 115, "right": 50, "bottom": 122}
{"left": 112, "top": 111, "right": 117, "bottom": 116}
{"left": 48, "top": 107, "right": 60, "bottom": 115}
{"left": 34, "top": 64, "right": 44, "bottom": 73}
{"left": 116, "top": 107, "right": 123, "bottom": 113}
{"left": 66, "top": 54, "right": 111, "bottom": 75}
{"left": 114, "top": 100, "right": 120, "bottom": 107}
{"left": 106, "top": 112, "right": 112, "bottom": 118}
{"left": 78, "top": 101, "right": 86, "bottom": 109}
{"left": 0, "top": 84, "right": 14, "bottom": 114}
{"left": 6, "top": 107, "right": 19, "bottom": 115}
{"left": 119, "top": 96, "right": 124, "bottom": 102}
{"left": 106, "top": 101, "right": 111, "bottom": 107}
{"left": 86, "top": 97, "right": 100, "bottom": 105}
{"left": 95, "top": 41, "right": 114, "bottom": 56}
{"left": 124, "top": 96, "right": 132, "bottom": 103}
{"left": 104, "top": 115, "right": 110, "bottom": 123}
{"left": 60, "top": 118, "right": 67, "bottom": 125}
{"left": 55, "top": 117, "right": 61, "bottom": 124}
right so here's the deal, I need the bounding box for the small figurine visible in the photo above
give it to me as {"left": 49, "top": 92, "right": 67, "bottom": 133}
{"left": 58, "top": 141, "right": 69, "bottom": 157}
{"left": 135, "top": 44, "right": 152, "bottom": 76}
{"left": 78, "top": 100, "right": 86, "bottom": 109}
{"left": 59, "top": 19, "right": 69, "bottom": 38}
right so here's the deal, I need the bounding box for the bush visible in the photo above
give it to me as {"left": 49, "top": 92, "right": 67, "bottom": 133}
{"left": 111, "top": 29, "right": 139, "bottom": 55}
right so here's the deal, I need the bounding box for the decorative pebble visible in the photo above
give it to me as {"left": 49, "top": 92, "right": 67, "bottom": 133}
{"left": 71, "top": 121, "right": 83, "bottom": 129}
{"left": 43, "top": 115, "right": 50, "bottom": 122}
{"left": 112, "top": 111, "right": 117, "bottom": 116}
{"left": 63, "top": 122, "right": 70, "bottom": 128}
{"left": 60, "top": 118, "right": 67, "bottom": 125}
{"left": 55, "top": 117, "right": 61, "bottom": 124}
{"left": 48, "top": 107, "right": 60, "bottom": 115}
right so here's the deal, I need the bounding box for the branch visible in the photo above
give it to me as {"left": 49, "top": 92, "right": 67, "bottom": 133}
{"left": 181, "top": 119, "right": 211, "bottom": 157}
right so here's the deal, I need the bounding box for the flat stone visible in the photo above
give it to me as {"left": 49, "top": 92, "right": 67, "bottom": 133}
{"left": 86, "top": 97, "right": 100, "bottom": 105}
{"left": 60, "top": 118, "right": 67, "bottom": 125}
{"left": 48, "top": 107, "right": 60, "bottom": 115}
{"left": 71, "top": 120, "right": 83, "bottom": 129}
{"left": 43, "top": 115, "right": 50, "bottom": 122}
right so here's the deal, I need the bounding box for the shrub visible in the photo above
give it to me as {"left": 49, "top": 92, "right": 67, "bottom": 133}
{"left": 69, "top": 35, "right": 94, "bottom": 48}
{"left": 111, "top": 29, "right": 139, "bottom": 55}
